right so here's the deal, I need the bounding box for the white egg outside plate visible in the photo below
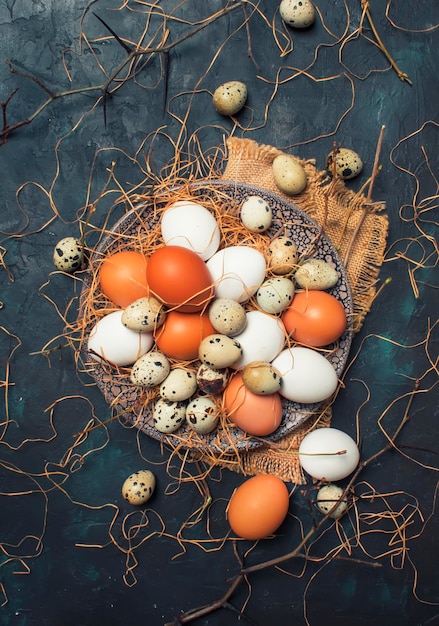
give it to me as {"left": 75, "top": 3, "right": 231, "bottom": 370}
{"left": 298, "top": 427, "right": 360, "bottom": 481}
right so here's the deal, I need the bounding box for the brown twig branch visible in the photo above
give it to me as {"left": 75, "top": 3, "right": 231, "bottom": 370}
{"left": 343, "top": 124, "right": 386, "bottom": 267}
{"left": 0, "top": 1, "right": 243, "bottom": 144}
{"left": 165, "top": 378, "right": 420, "bottom": 625}
{"left": 362, "top": 1, "right": 411, "bottom": 85}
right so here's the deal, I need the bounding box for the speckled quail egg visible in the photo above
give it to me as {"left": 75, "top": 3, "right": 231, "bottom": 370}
{"left": 326, "top": 147, "right": 363, "bottom": 180}
{"left": 160, "top": 368, "right": 198, "bottom": 401}
{"left": 122, "top": 296, "right": 166, "bottom": 332}
{"left": 199, "top": 334, "right": 243, "bottom": 369}
{"left": 213, "top": 80, "right": 247, "bottom": 116}
{"left": 294, "top": 258, "right": 339, "bottom": 290}
{"left": 316, "top": 484, "right": 348, "bottom": 519}
{"left": 196, "top": 363, "right": 229, "bottom": 395}
{"left": 130, "top": 351, "right": 171, "bottom": 387}
{"left": 186, "top": 397, "right": 219, "bottom": 434}
{"left": 268, "top": 236, "right": 298, "bottom": 275}
{"left": 122, "top": 469, "right": 156, "bottom": 506}
{"left": 208, "top": 298, "right": 247, "bottom": 336}
{"left": 256, "top": 277, "right": 295, "bottom": 314}
{"left": 153, "top": 398, "right": 187, "bottom": 434}
{"left": 240, "top": 195, "right": 273, "bottom": 233}
{"left": 279, "top": 0, "right": 316, "bottom": 28}
{"left": 272, "top": 154, "right": 307, "bottom": 195}
{"left": 242, "top": 361, "right": 282, "bottom": 395}
{"left": 53, "top": 237, "right": 83, "bottom": 272}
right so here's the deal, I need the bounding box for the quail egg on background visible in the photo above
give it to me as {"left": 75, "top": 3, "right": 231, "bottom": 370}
{"left": 279, "top": 0, "right": 316, "bottom": 29}
{"left": 268, "top": 236, "right": 298, "bottom": 275}
{"left": 186, "top": 396, "right": 219, "bottom": 434}
{"left": 213, "top": 80, "right": 248, "bottom": 116}
{"left": 272, "top": 154, "right": 307, "bottom": 195}
{"left": 294, "top": 258, "right": 339, "bottom": 290}
{"left": 122, "top": 469, "right": 156, "bottom": 506}
{"left": 160, "top": 368, "right": 198, "bottom": 401}
{"left": 53, "top": 237, "right": 83, "bottom": 272}
{"left": 240, "top": 195, "right": 273, "bottom": 233}
{"left": 256, "top": 277, "right": 294, "bottom": 314}
{"left": 153, "top": 399, "right": 187, "bottom": 434}
{"left": 130, "top": 350, "right": 171, "bottom": 387}
{"left": 316, "top": 484, "right": 348, "bottom": 520}
{"left": 122, "top": 296, "right": 166, "bottom": 332}
{"left": 326, "top": 147, "right": 363, "bottom": 180}
{"left": 208, "top": 298, "right": 247, "bottom": 336}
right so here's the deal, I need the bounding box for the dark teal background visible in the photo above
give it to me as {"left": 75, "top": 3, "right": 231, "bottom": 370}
{"left": 1, "top": 1, "right": 438, "bottom": 625}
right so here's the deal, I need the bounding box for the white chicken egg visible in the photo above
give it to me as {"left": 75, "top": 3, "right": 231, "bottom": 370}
{"left": 232, "top": 310, "right": 286, "bottom": 368}
{"left": 206, "top": 246, "right": 266, "bottom": 303}
{"left": 271, "top": 346, "right": 338, "bottom": 403}
{"left": 88, "top": 310, "right": 153, "bottom": 367}
{"left": 326, "top": 147, "right": 363, "bottom": 180}
{"left": 299, "top": 428, "right": 360, "bottom": 481}
{"left": 161, "top": 200, "right": 220, "bottom": 261}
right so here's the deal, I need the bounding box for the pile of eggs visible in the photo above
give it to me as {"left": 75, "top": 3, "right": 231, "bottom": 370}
{"left": 86, "top": 193, "right": 350, "bottom": 442}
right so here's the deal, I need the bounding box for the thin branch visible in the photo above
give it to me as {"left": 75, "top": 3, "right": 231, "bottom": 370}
{"left": 362, "top": 1, "right": 411, "bottom": 85}
{"left": 93, "top": 13, "right": 134, "bottom": 54}
{"left": 343, "top": 124, "right": 386, "bottom": 267}
{"left": 166, "top": 378, "right": 420, "bottom": 624}
{"left": 0, "top": 1, "right": 243, "bottom": 144}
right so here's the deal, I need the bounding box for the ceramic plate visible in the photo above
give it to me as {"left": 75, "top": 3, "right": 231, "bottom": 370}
{"left": 80, "top": 180, "right": 353, "bottom": 453}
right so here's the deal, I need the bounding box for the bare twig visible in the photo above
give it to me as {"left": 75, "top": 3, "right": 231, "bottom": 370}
{"left": 343, "top": 124, "right": 386, "bottom": 266}
{"left": 362, "top": 1, "right": 412, "bottom": 85}
{"left": 0, "top": 1, "right": 243, "bottom": 144}
{"left": 93, "top": 13, "right": 134, "bottom": 54}
{"left": 165, "top": 378, "right": 420, "bottom": 625}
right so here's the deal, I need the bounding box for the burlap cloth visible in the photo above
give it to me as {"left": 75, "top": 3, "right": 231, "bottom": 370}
{"left": 193, "top": 137, "right": 388, "bottom": 483}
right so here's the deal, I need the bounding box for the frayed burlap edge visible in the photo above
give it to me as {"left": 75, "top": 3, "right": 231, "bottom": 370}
{"left": 197, "top": 137, "right": 389, "bottom": 483}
